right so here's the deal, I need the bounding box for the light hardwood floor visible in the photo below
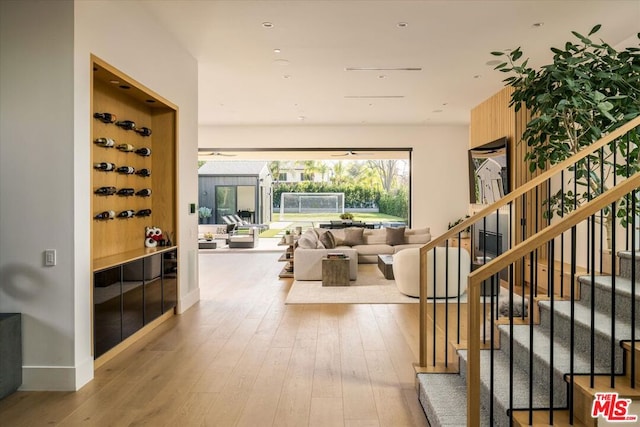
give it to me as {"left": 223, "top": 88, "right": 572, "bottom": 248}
{"left": 0, "top": 251, "right": 430, "bottom": 426}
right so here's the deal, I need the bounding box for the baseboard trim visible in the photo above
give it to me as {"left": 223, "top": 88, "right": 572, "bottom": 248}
{"left": 20, "top": 365, "right": 77, "bottom": 391}
{"left": 178, "top": 287, "right": 200, "bottom": 314}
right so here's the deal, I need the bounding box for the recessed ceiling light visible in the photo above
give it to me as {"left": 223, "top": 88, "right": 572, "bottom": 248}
{"left": 119, "top": 85, "right": 131, "bottom": 90}
{"left": 262, "top": 22, "right": 274, "bottom": 28}
{"left": 109, "top": 80, "right": 120, "bottom": 84}
{"left": 298, "top": 115, "right": 306, "bottom": 121}
{"left": 283, "top": 74, "right": 291, "bottom": 79}
{"left": 486, "top": 59, "right": 502, "bottom": 66}
{"left": 432, "top": 109, "right": 443, "bottom": 113}
{"left": 274, "top": 48, "right": 281, "bottom": 53}
{"left": 274, "top": 58, "right": 290, "bottom": 66}
{"left": 145, "top": 99, "right": 156, "bottom": 103}
{"left": 532, "top": 22, "right": 544, "bottom": 28}
{"left": 378, "top": 75, "right": 386, "bottom": 79}
{"left": 442, "top": 102, "right": 448, "bottom": 106}
{"left": 473, "top": 75, "right": 481, "bottom": 79}
{"left": 397, "top": 22, "right": 408, "bottom": 28}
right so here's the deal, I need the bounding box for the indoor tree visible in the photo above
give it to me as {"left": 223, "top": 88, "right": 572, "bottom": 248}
{"left": 492, "top": 25, "right": 640, "bottom": 247}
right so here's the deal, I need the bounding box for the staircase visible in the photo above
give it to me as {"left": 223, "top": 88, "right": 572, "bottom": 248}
{"left": 417, "top": 252, "right": 639, "bottom": 426}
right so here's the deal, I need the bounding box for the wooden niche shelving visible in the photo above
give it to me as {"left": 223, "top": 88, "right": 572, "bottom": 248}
{"left": 91, "top": 55, "right": 178, "bottom": 361}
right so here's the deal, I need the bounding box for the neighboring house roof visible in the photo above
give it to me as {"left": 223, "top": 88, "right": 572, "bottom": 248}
{"left": 198, "top": 161, "right": 268, "bottom": 176}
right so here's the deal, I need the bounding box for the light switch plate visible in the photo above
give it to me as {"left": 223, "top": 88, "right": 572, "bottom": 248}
{"left": 45, "top": 249, "right": 56, "bottom": 266}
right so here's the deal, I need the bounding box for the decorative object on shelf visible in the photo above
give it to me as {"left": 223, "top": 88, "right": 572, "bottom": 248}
{"left": 135, "top": 127, "right": 152, "bottom": 137}
{"left": 94, "top": 210, "right": 115, "bottom": 220}
{"left": 93, "top": 162, "right": 116, "bottom": 171}
{"left": 116, "top": 166, "right": 135, "bottom": 174}
{"left": 94, "top": 186, "right": 116, "bottom": 196}
{"left": 165, "top": 231, "right": 173, "bottom": 247}
{"left": 115, "top": 120, "right": 136, "bottom": 130}
{"left": 135, "top": 147, "right": 151, "bottom": 157}
{"left": 135, "top": 188, "right": 152, "bottom": 197}
{"left": 116, "top": 143, "right": 135, "bottom": 152}
{"left": 448, "top": 215, "right": 471, "bottom": 238}
{"left": 144, "top": 226, "right": 163, "bottom": 248}
{"left": 136, "top": 209, "right": 152, "bottom": 217}
{"left": 135, "top": 168, "right": 151, "bottom": 177}
{"left": 284, "top": 230, "right": 293, "bottom": 244}
{"left": 203, "top": 232, "right": 214, "bottom": 241}
{"left": 94, "top": 137, "right": 115, "bottom": 148}
{"left": 117, "top": 210, "right": 135, "bottom": 219}
{"left": 93, "top": 112, "right": 116, "bottom": 124}
{"left": 116, "top": 188, "right": 135, "bottom": 196}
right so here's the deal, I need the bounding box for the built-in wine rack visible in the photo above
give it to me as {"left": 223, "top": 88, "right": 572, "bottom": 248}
{"left": 91, "top": 55, "right": 177, "bottom": 263}
{"left": 91, "top": 56, "right": 178, "bottom": 362}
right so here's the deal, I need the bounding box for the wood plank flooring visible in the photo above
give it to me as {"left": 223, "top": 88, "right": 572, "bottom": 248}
{"left": 0, "top": 251, "right": 430, "bottom": 426}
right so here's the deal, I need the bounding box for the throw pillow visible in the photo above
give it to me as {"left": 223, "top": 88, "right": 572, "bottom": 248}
{"left": 343, "top": 227, "right": 364, "bottom": 246}
{"left": 297, "top": 230, "right": 318, "bottom": 249}
{"left": 385, "top": 226, "right": 406, "bottom": 245}
{"left": 319, "top": 230, "right": 336, "bottom": 249}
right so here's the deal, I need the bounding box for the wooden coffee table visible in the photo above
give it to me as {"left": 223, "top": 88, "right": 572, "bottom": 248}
{"left": 377, "top": 254, "right": 394, "bottom": 279}
{"left": 322, "top": 257, "right": 350, "bottom": 286}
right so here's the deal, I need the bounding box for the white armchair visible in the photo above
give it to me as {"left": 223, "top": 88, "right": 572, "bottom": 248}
{"left": 392, "top": 247, "right": 470, "bottom": 298}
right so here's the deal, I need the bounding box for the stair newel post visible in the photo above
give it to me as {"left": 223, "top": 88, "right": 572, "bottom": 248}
{"left": 419, "top": 245, "right": 429, "bottom": 368}
{"left": 467, "top": 274, "right": 482, "bottom": 427}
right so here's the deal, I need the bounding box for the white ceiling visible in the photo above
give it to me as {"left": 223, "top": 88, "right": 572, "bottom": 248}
{"left": 144, "top": 0, "right": 639, "bottom": 128}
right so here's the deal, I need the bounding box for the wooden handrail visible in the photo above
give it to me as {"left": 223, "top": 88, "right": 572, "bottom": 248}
{"left": 466, "top": 170, "right": 640, "bottom": 426}
{"left": 417, "top": 115, "right": 640, "bottom": 368}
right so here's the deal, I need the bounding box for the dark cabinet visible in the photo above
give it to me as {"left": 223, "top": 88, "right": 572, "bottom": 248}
{"left": 93, "top": 249, "right": 177, "bottom": 358}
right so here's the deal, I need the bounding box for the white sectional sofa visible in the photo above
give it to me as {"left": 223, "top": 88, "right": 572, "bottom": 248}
{"left": 293, "top": 226, "right": 431, "bottom": 281}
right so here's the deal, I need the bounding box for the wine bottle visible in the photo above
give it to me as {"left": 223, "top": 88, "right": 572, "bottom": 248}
{"left": 136, "top": 209, "right": 152, "bottom": 217}
{"left": 135, "top": 127, "right": 152, "bottom": 137}
{"left": 116, "top": 166, "right": 135, "bottom": 174}
{"left": 135, "top": 168, "right": 151, "bottom": 177}
{"left": 93, "top": 112, "right": 116, "bottom": 124}
{"left": 117, "top": 210, "right": 135, "bottom": 218}
{"left": 115, "top": 120, "right": 136, "bottom": 130}
{"left": 135, "top": 147, "right": 151, "bottom": 157}
{"left": 94, "top": 186, "right": 116, "bottom": 196}
{"left": 116, "top": 188, "right": 135, "bottom": 196}
{"left": 135, "top": 188, "right": 152, "bottom": 197}
{"left": 116, "top": 143, "right": 135, "bottom": 152}
{"left": 93, "top": 162, "right": 116, "bottom": 171}
{"left": 94, "top": 137, "right": 115, "bottom": 148}
{"left": 94, "top": 210, "right": 115, "bottom": 220}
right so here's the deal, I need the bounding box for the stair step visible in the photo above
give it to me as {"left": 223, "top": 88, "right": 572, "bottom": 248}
{"left": 457, "top": 348, "right": 565, "bottom": 427}
{"left": 577, "top": 275, "right": 640, "bottom": 327}
{"left": 417, "top": 373, "right": 491, "bottom": 426}
{"left": 497, "top": 323, "right": 611, "bottom": 403}
{"left": 618, "top": 250, "right": 640, "bottom": 281}
{"left": 538, "top": 300, "right": 630, "bottom": 373}
{"left": 511, "top": 408, "right": 586, "bottom": 426}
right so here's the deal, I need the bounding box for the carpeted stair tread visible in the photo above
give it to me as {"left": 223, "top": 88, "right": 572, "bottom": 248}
{"left": 417, "top": 373, "right": 491, "bottom": 426}
{"left": 499, "top": 323, "right": 611, "bottom": 376}
{"left": 458, "top": 348, "right": 564, "bottom": 422}
{"left": 538, "top": 299, "right": 634, "bottom": 342}
{"left": 578, "top": 274, "right": 640, "bottom": 299}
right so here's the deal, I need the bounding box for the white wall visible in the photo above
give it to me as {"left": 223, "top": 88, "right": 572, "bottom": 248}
{"left": 0, "top": 0, "right": 199, "bottom": 391}
{"left": 199, "top": 125, "right": 470, "bottom": 236}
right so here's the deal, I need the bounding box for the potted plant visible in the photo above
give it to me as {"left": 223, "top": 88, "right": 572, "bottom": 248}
{"left": 284, "top": 229, "right": 293, "bottom": 244}
{"left": 449, "top": 215, "right": 471, "bottom": 238}
{"left": 340, "top": 212, "right": 354, "bottom": 223}
{"left": 491, "top": 25, "right": 640, "bottom": 249}
{"left": 198, "top": 206, "right": 212, "bottom": 224}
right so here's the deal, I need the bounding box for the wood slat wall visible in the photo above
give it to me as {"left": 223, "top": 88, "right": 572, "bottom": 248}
{"left": 469, "top": 87, "right": 547, "bottom": 257}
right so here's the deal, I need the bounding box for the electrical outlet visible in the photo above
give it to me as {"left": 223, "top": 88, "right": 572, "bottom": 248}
{"left": 45, "top": 249, "right": 56, "bottom": 266}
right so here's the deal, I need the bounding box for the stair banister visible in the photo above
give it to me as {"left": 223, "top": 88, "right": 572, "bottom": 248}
{"left": 418, "top": 115, "right": 640, "bottom": 367}
{"left": 464, "top": 170, "right": 640, "bottom": 426}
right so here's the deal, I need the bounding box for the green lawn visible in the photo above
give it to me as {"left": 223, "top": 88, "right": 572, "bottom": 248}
{"left": 276, "top": 212, "right": 405, "bottom": 222}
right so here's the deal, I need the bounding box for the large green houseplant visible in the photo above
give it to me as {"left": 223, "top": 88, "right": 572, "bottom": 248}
{"left": 492, "top": 25, "right": 640, "bottom": 247}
